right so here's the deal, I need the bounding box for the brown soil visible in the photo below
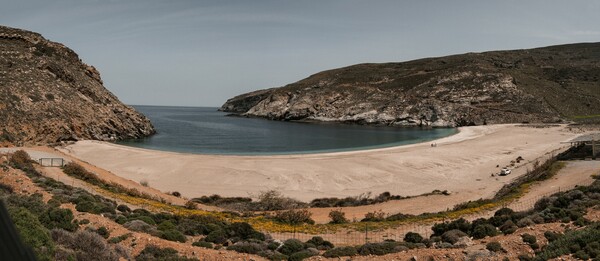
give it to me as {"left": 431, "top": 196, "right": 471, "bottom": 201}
{"left": 0, "top": 157, "right": 265, "bottom": 260}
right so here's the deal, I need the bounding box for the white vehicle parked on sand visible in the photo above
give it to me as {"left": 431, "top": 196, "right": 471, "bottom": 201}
{"left": 500, "top": 168, "right": 511, "bottom": 176}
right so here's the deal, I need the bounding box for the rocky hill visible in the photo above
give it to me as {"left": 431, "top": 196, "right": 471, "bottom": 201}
{"left": 0, "top": 25, "right": 155, "bottom": 145}
{"left": 221, "top": 43, "right": 600, "bottom": 127}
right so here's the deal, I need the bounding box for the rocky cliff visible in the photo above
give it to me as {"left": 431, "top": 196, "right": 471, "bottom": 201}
{"left": 0, "top": 25, "right": 155, "bottom": 145}
{"left": 221, "top": 43, "right": 600, "bottom": 127}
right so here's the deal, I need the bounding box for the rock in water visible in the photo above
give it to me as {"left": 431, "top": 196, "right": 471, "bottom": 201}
{"left": 0, "top": 25, "right": 155, "bottom": 145}
{"left": 221, "top": 43, "right": 600, "bottom": 127}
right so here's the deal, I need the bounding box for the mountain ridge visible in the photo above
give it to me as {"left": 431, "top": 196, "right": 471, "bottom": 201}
{"left": 221, "top": 42, "right": 600, "bottom": 127}
{"left": 0, "top": 25, "right": 155, "bottom": 145}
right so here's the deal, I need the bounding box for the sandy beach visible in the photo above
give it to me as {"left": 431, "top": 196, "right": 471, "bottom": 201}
{"left": 54, "top": 124, "right": 580, "bottom": 204}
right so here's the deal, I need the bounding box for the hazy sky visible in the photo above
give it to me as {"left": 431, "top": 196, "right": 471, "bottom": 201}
{"left": 2, "top": 1, "right": 599, "bottom": 107}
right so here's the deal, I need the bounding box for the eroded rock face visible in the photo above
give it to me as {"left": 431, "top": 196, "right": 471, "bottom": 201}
{"left": 0, "top": 25, "right": 155, "bottom": 145}
{"left": 221, "top": 43, "right": 600, "bottom": 127}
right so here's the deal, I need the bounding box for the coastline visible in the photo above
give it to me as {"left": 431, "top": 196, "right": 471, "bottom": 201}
{"left": 54, "top": 124, "right": 580, "bottom": 203}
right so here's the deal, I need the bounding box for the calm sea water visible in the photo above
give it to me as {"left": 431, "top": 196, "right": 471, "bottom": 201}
{"left": 118, "top": 106, "right": 457, "bottom": 155}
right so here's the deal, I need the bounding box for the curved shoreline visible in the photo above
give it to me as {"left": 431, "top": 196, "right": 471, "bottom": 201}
{"left": 118, "top": 127, "right": 458, "bottom": 157}
{"left": 97, "top": 125, "right": 465, "bottom": 159}
{"left": 54, "top": 124, "right": 579, "bottom": 203}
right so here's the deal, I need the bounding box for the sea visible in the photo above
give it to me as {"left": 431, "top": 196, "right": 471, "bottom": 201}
{"left": 118, "top": 106, "right": 458, "bottom": 155}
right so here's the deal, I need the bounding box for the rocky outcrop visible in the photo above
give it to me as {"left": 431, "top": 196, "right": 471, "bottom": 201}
{"left": 0, "top": 25, "right": 155, "bottom": 145}
{"left": 221, "top": 43, "right": 600, "bottom": 127}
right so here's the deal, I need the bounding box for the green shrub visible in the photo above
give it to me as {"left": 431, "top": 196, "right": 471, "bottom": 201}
{"left": 133, "top": 216, "right": 156, "bottom": 225}
{"left": 192, "top": 241, "right": 213, "bottom": 249}
{"left": 9, "top": 207, "right": 55, "bottom": 261}
{"left": 228, "top": 222, "right": 265, "bottom": 241}
{"left": 279, "top": 239, "right": 305, "bottom": 256}
{"left": 323, "top": 246, "right": 358, "bottom": 257}
{"left": 5, "top": 193, "right": 48, "bottom": 215}
{"left": 204, "top": 229, "right": 228, "bottom": 244}
{"left": 115, "top": 216, "right": 127, "bottom": 224}
{"left": 494, "top": 207, "right": 515, "bottom": 217}
{"left": 116, "top": 204, "right": 131, "bottom": 213}
{"left": 135, "top": 245, "right": 197, "bottom": 261}
{"left": 288, "top": 249, "right": 318, "bottom": 261}
{"left": 544, "top": 231, "right": 561, "bottom": 242}
{"left": 267, "top": 241, "right": 280, "bottom": 250}
{"left": 432, "top": 218, "right": 471, "bottom": 236}
{"left": 176, "top": 218, "right": 209, "bottom": 236}
{"left": 108, "top": 233, "right": 131, "bottom": 244}
{"left": 357, "top": 241, "right": 400, "bottom": 256}
{"left": 39, "top": 207, "right": 77, "bottom": 232}
{"left": 305, "top": 236, "right": 334, "bottom": 250}
{"left": 535, "top": 223, "right": 600, "bottom": 260}
{"left": 96, "top": 226, "right": 110, "bottom": 239}
{"left": 486, "top": 241, "right": 504, "bottom": 252}
{"left": 403, "top": 232, "right": 423, "bottom": 243}
{"left": 472, "top": 224, "right": 497, "bottom": 239}
{"left": 328, "top": 209, "right": 348, "bottom": 224}
{"left": 521, "top": 233, "right": 537, "bottom": 245}
{"left": 157, "top": 220, "right": 176, "bottom": 231}
{"left": 500, "top": 220, "right": 518, "bottom": 234}
{"left": 160, "top": 229, "right": 186, "bottom": 243}
{"left": 258, "top": 250, "right": 288, "bottom": 260}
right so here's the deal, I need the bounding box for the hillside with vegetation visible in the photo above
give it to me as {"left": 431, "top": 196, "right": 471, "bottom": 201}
{"left": 222, "top": 43, "right": 600, "bottom": 126}
{"left": 2, "top": 149, "right": 599, "bottom": 260}
{"left": 0, "top": 25, "right": 155, "bottom": 145}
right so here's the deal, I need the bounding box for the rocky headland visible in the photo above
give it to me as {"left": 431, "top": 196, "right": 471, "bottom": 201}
{"left": 0, "top": 25, "right": 155, "bottom": 145}
{"left": 221, "top": 43, "right": 600, "bottom": 127}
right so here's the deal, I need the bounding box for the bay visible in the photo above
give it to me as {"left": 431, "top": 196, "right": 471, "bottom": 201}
{"left": 118, "top": 106, "right": 457, "bottom": 155}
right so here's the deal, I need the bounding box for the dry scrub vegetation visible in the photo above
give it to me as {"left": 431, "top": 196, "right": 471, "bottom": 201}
{"left": 3, "top": 149, "right": 600, "bottom": 260}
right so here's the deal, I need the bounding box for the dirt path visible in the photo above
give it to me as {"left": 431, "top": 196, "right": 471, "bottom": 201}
{"left": 269, "top": 160, "right": 599, "bottom": 245}
{"left": 505, "top": 160, "right": 599, "bottom": 211}
{"left": 307, "top": 159, "right": 597, "bottom": 224}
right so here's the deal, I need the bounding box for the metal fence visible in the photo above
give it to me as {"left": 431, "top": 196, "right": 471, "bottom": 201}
{"left": 39, "top": 158, "right": 65, "bottom": 167}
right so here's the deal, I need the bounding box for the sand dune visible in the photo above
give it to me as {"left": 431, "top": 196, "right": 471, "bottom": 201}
{"left": 56, "top": 124, "right": 580, "bottom": 205}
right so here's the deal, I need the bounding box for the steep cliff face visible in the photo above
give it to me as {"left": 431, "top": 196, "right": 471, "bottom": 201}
{"left": 0, "top": 25, "right": 155, "bottom": 145}
{"left": 221, "top": 43, "right": 600, "bottom": 127}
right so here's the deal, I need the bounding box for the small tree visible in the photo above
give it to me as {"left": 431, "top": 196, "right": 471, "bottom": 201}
{"left": 328, "top": 209, "right": 348, "bottom": 224}
{"left": 403, "top": 232, "right": 423, "bottom": 243}
{"left": 274, "top": 209, "right": 314, "bottom": 225}
{"left": 361, "top": 210, "right": 386, "bottom": 222}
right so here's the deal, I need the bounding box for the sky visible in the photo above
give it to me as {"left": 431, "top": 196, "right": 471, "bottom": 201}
{"left": 2, "top": 1, "right": 600, "bottom": 107}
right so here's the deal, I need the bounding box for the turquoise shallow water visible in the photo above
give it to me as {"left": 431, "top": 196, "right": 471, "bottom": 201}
{"left": 118, "top": 106, "right": 458, "bottom": 155}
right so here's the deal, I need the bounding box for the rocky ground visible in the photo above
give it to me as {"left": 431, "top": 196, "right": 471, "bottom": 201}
{"left": 0, "top": 157, "right": 264, "bottom": 260}
{"left": 0, "top": 25, "right": 155, "bottom": 145}
{"left": 222, "top": 43, "right": 600, "bottom": 127}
